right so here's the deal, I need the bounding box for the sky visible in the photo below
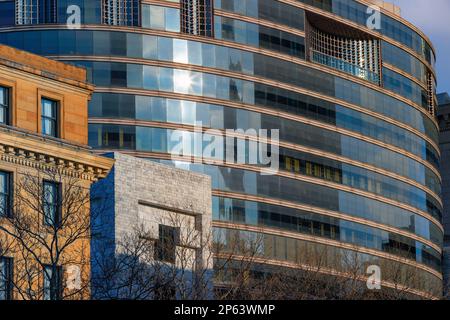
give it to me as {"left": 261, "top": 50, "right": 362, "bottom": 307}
{"left": 387, "top": 0, "right": 450, "bottom": 94}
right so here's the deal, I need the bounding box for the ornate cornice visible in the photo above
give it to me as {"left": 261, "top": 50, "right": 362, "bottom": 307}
{"left": 0, "top": 126, "right": 114, "bottom": 181}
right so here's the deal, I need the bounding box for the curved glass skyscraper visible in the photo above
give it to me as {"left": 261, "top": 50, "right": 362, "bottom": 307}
{"left": 0, "top": 0, "right": 442, "bottom": 298}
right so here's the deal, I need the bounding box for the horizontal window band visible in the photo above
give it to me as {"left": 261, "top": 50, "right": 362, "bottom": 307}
{"left": 211, "top": 190, "right": 441, "bottom": 253}
{"left": 79, "top": 61, "right": 439, "bottom": 176}
{"left": 89, "top": 116, "right": 443, "bottom": 208}
{"left": 93, "top": 87, "right": 442, "bottom": 202}
{"left": 41, "top": 24, "right": 439, "bottom": 146}
{"left": 214, "top": 221, "right": 442, "bottom": 279}
{"left": 92, "top": 149, "right": 444, "bottom": 234}
{"left": 137, "top": 0, "right": 437, "bottom": 60}
{"left": 51, "top": 49, "right": 441, "bottom": 156}
{"left": 65, "top": 56, "right": 439, "bottom": 177}
{"left": 0, "top": 24, "right": 437, "bottom": 131}
{"left": 214, "top": 253, "right": 440, "bottom": 300}
{"left": 214, "top": 9, "right": 306, "bottom": 38}
{"left": 383, "top": 63, "right": 428, "bottom": 90}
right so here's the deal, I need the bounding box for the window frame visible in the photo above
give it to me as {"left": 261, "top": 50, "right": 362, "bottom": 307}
{"left": 42, "top": 180, "right": 62, "bottom": 228}
{"left": 43, "top": 264, "right": 62, "bottom": 301}
{"left": 0, "top": 86, "right": 10, "bottom": 126}
{"left": 154, "top": 224, "right": 180, "bottom": 264}
{"left": 41, "top": 97, "right": 59, "bottom": 138}
{"left": 0, "top": 170, "right": 13, "bottom": 219}
{"left": 0, "top": 256, "right": 13, "bottom": 300}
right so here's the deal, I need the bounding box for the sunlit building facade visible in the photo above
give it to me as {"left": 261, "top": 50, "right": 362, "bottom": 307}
{"left": 0, "top": 0, "right": 442, "bottom": 298}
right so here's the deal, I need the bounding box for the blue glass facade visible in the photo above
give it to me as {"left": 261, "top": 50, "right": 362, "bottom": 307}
{"left": 0, "top": 0, "right": 441, "bottom": 297}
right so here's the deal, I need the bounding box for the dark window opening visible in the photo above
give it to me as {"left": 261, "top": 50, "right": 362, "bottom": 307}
{"left": 43, "top": 265, "right": 62, "bottom": 300}
{"left": 0, "top": 86, "right": 10, "bottom": 125}
{"left": 42, "top": 181, "right": 62, "bottom": 227}
{"left": 154, "top": 225, "right": 180, "bottom": 264}
{"left": 41, "top": 98, "right": 59, "bottom": 138}
{"left": 0, "top": 171, "right": 13, "bottom": 218}
{"left": 0, "top": 257, "right": 13, "bottom": 300}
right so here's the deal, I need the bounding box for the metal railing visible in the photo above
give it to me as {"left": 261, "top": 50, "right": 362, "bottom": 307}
{"left": 311, "top": 50, "right": 380, "bottom": 85}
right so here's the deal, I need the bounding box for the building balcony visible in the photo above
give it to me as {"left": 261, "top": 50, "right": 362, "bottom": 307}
{"left": 311, "top": 50, "right": 381, "bottom": 85}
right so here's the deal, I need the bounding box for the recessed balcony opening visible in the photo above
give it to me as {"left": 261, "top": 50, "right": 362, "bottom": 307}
{"left": 15, "top": 0, "right": 57, "bottom": 25}
{"left": 103, "top": 0, "right": 140, "bottom": 26}
{"left": 180, "top": 0, "right": 214, "bottom": 37}
{"left": 306, "top": 12, "right": 382, "bottom": 86}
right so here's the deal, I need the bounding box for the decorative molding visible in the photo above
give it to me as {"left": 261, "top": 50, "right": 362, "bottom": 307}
{"left": 0, "top": 126, "right": 114, "bottom": 181}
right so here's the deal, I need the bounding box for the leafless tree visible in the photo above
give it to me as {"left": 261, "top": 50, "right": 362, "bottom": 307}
{"left": 91, "top": 211, "right": 214, "bottom": 300}
{"left": 0, "top": 167, "right": 98, "bottom": 300}
{"left": 211, "top": 233, "right": 439, "bottom": 300}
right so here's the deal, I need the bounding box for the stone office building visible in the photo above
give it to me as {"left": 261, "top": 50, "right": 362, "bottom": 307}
{"left": 0, "top": 44, "right": 114, "bottom": 300}
{"left": 90, "top": 152, "right": 213, "bottom": 300}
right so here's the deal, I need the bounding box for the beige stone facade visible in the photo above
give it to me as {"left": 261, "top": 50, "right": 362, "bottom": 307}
{"left": 0, "top": 44, "right": 114, "bottom": 300}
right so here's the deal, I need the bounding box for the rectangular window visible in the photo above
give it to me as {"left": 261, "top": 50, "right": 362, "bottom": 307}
{"left": 43, "top": 265, "right": 62, "bottom": 300}
{"left": 154, "top": 282, "right": 176, "bottom": 300}
{"left": 154, "top": 225, "right": 180, "bottom": 264}
{"left": 43, "top": 181, "right": 61, "bottom": 227}
{"left": 0, "top": 171, "right": 12, "bottom": 218}
{"left": 141, "top": 4, "right": 180, "bottom": 32}
{"left": 41, "top": 98, "right": 58, "bottom": 138}
{"left": 103, "top": 0, "right": 140, "bottom": 26}
{"left": 0, "top": 86, "right": 10, "bottom": 125}
{"left": 0, "top": 257, "right": 13, "bottom": 300}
